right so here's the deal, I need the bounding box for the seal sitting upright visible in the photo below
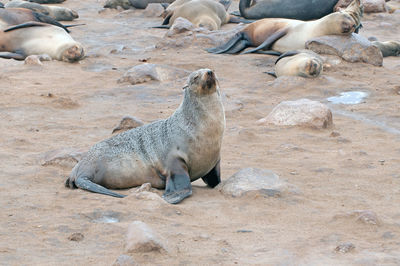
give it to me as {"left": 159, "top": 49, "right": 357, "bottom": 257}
{"left": 65, "top": 69, "right": 225, "bottom": 204}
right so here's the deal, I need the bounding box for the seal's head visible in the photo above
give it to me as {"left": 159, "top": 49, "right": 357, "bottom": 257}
{"left": 186, "top": 68, "right": 218, "bottom": 95}
{"left": 299, "top": 58, "right": 323, "bottom": 78}
{"left": 328, "top": 0, "right": 363, "bottom": 34}
{"left": 58, "top": 43, "right": 85, "bottom": 62}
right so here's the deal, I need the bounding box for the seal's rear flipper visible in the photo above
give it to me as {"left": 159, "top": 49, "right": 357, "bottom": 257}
{"left": 163, "top": 157, "right": 192, "bottom": 204}
{"left": 264, "top": 71, "right": 277, "bottom": 78}
{"left": 230, "top": 10, "right": 241, "bottom": 16}
{"left": 152, "top": 25, "right": 170, "bottom": 29}
{"left": 33, "top": 12, "right": 70, "bottom": 32}
{"left": 4, "top": 22, "right": 47, "bottom": 32}
{"left": 206, "top": 32, "right": 251, "bottom": 54}
{"left": 0, "top": 52, "right": 26, "bottom": 60}
{"left": 228, "top": 16, "right": 254, "bottom": 24}
{"left": 68, "top": 176, "right": 126, "bottom": 198}
{"left": 201, "top": 160, "right": 221, "bottom": 188}
{"left": 241, "top": 27, "right": 289, "bottom": 54}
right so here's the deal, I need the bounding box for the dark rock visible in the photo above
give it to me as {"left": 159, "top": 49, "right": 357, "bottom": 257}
{"left": 68, "top": 232, "right": 84, "bottom": 242}
{"left": 112, "top": 116, "right": 144, "bottom": 134}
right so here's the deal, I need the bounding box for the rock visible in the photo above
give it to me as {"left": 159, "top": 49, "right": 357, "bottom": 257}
{"left": 118, "top": 63, "right": 189, "bottom": 84}
{"left": 306, "top": 34, "right": 383, "bottom": 66}
{"left": 334, "top": 242, "right": 355, "bottom": 253}
{"left": 257, "top": 99, "right": 333, "bottom": 129}
{"left": 113, "top": 255, "right": 137, "bottom": 266}
{"left": 166, "top": 17, "right": 195, "bottom": 36}
{"left": 24, "top": 55, "right": 43, "bottom": 66}
{"left": 104, "top": 0, "right": 132, "bottom": 9}
{"left": 125, "top": 221, "right": 166, "bottom": 253}
{"left": 68, "top": 232, "right": 84, "bottom": 242}
{"left": 135, "top": 183, "right": 152, "bottom": 192}
{"left": 332, "top": 210, "right": 381, "bottom": 226}
{"left": 112, "top": 116, "right": 144, "bottom": 134}
{"left": 143, "top": 3, "right": 164, "bottom": 17}
{"left": 335, "top": 0, "right": 387, "bottom": 12}
{"left": 219, "top": 168, "right": 297, "bottom": 197}
{"left": 41, "top": 147, "right": 86, "bottom": 168}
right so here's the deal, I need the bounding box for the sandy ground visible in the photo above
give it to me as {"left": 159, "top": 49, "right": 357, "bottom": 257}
{"left": 1, "top": 0, "right": 400, "bottom": 265}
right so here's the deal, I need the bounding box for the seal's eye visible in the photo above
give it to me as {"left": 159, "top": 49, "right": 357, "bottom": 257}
{"left": 193, "top": 75, "right": 199, "bottom": 81}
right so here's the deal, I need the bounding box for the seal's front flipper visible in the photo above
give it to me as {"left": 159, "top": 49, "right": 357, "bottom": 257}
{"left": 201, "top": 160, "right": 221, "bottom": 188}
{"left": 264, "top": 71, "right": 277, "bottom": 78}
{"left": 0, "top": 52, "right": 26, "bottom": 60}
{"left": 163, "top": 157, "right": 192, "bottom": 204}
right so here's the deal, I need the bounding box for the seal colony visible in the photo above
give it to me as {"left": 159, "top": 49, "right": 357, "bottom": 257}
{"left": 207, "top": 0, "right": 362, "bottom": 55}
{"left": 65, "top": 69, "right": 225, "bottom": 204}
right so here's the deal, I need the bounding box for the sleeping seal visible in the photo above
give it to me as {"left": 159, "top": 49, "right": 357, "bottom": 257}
{"left": 159, "top": 0, "right": 248, "bottom": 30}
{"left": 65, "top": 69, "right": 225, "bottom": 204}
{"left": 372, "top": 40, "right": 400, "bottom": 57}
{"left": 0, "top": 7, "right": 70, "bottom": 31}
{"left": 5, "top": 0, "right": 79, "bottom": 21}
{"left": 268, "top": 50, "right": 323, "bottom": 78}
{"left": 237, "top": 0, "right": 339, "bottom": 20}
{"left": 207, "top": 0, "right": 362, "bottom": 54}
{"left": 0, "top": 22, "right": 84, "bottom": 61}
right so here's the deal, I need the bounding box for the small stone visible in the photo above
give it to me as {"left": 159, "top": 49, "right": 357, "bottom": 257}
{"left": 257, "top": 99, "right": 333, "bottom": 129}
{"left": 125, "top": 221, "right": 166, "bottom": 253}
{"left": 236, "top": 229, "right": 253, "bottom": 233}
{"left": 382, "top": 231, "right": 395, "bottom": 239}
{"left": 118, "top": 63, "right": 189, "bottom": 85}
{"left": 24, "top": 55, "right": 43, "bottom": 66}
{"left": 135, "top": 183, "right": 152, "bottom": 192}
{"left": 41, "top": 148, "right": 86, "bottom": 168}
{"left": 166, "top": 17, "right": 195, "bottom": 36}
{"left": 112, "top": 254, "right": 137, "bottom": 266}
{"left": 143, "top": 3, "right": 164, "bottom": 17}
{"left": 38, "top": 54, "right": 52, "bottom": 61}
{"left": 68, "top": 232, "right": 84, "bottom": 242}
{"left": 219, "top": 168, "right": 297, "bottom": 197}
{"left": 104, "top": 0, "right": 132, "bottom": 9}
{"left": 330, "top": 131, "right": 340, "bottom": 137}
{"left": 335, "top": 242, "right": 355, "bottom": 253}
{"left": 356, "top": 210, "right": 380, "bottom": 225}
{"left": 112, "top": 116, "right": 144, "bottom": 134}
{"left": 306, "top": 33, "right": 383, "bottom": 66}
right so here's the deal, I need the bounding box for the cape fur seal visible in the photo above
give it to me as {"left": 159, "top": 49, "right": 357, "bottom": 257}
{"left": 238, "top": 0, "right": 339, "bottom": 20}
{"left": 208, "top": 0, "right": 362, "bottom": 54}
{"left": 65, "top": 69, "right": 225, "bottom": 204}
{"left": 0, "top": 22, "right": 84, "bottom": 61}
{"left": 268, "top": 50, "right": 323, "bottom": 78}
{"left": 5, "top": 0, "right": 79, "bottom": 21}
{"left": 372, "top": 41, "right": 400, "bottom": 57}
{"left": 129, "top": 0, "right": 174, "bottom": 9}
{"left": 160, "top": 0, "right": 249, "bottom": 30}
{"left": 0, "top": 8, "right": 70, "bottom": 31}
{"left": 27, "top": 0, "right": 65, "bottom": 4}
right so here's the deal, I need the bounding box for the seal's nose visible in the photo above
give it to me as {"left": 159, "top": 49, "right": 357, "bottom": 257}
{"left": 207, "top": 70, "right": 213, "bottom": 76}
